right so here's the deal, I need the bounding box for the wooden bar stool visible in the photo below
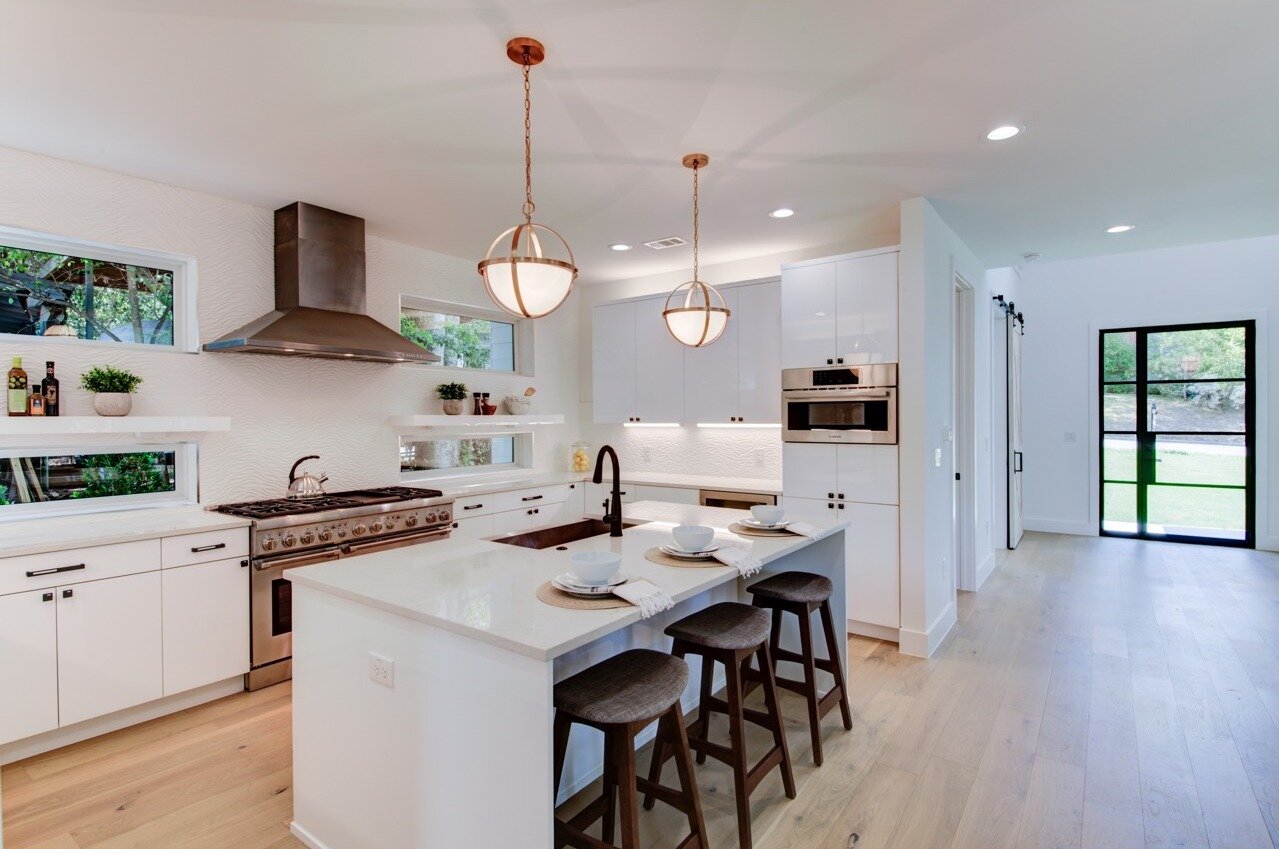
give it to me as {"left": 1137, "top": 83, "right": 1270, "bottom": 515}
{"left": 553, "top": 649, "right": 708, "bottom": 849}
{"left": 747, "top": 572, "right": 853, "bottom": 766}
{"left": 644, "top": 602, "right": 796, "bottom": 849}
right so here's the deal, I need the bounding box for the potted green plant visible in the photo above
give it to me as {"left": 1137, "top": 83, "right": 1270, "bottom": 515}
{"left": 435, "top": 382, "right": 469, "bottom": 415}
{"left": 80, "top": 366, "right": 143, "bottom": 416}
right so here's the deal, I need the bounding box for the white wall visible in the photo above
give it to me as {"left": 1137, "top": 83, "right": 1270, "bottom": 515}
{"left": 0, "top": 146, "right": 581, "bottom": 505}
{"left": 1016, "top": 234, "right": 1277, "bottom": 550}
{"left": 898, "top": 198, "right": 987, "bottom": 656}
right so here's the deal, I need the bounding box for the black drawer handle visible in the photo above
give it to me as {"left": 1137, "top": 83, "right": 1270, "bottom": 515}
{"left": 62, "top": 588, "right": 74, "bottom": 599}
{"left": 521, "top": 495, "right": 544, "bottom": 502}
{"left": 463, "top": 503, "right": 484, "bottom": 511}
{"left": 191, "top": 543, "right": 227, "bottom": 553}
{"left": 26, "top": 563, "right": 86, "bottom": 578}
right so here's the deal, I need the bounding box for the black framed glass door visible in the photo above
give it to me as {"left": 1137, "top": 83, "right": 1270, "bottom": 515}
{"left": 1099, "top": 320, "right": 1254, "bottom": 546}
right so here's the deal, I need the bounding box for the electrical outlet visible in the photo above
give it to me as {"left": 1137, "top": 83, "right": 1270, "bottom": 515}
{"left": 369, "top": 652, "right": 394, "bottom": 688}
{"left": 1063, "top": 432, "right": 1077, "bottom": 443}
{"left": 934, "top": 448, "right": 942, "bottom": 468}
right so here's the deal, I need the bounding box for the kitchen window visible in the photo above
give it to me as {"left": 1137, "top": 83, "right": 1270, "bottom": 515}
{"left": 0, "top": 225, "right": 197, "bottom": 352}
{"left": 399, "top": 434, "right": 525, "bottom": 479}
{"left": 0, "top": 444, "right": 197, "bottom": 518}
{"left": 400, "top": 296, "right": 531, "bottom": 375}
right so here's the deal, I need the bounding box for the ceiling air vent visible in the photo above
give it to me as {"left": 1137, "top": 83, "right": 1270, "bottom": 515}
{"left": 643, "top": 236, "right": 687, "bottom": 250}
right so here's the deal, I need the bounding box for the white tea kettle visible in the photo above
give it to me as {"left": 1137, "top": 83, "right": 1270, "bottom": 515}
{"left": 286, "top": 454, "right": 328, "bottom": 499}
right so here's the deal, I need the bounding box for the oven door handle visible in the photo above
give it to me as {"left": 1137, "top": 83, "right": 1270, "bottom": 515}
{"left": 783, "top": 390, "right": 893, "bottom": 400}
{"left": 340, "top": 526, "right": 450, "bottom": 554}
{"left": 252, "top": 548, "right": 342, "bottom": 571}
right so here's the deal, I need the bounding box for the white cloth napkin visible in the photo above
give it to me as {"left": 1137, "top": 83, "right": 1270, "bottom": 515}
{"left": 712, "top": 546, "right": 763, "bottom": 578}
{"left": 786, "top": 521, "right": 823, "bottom": 538}
{"left": 613, "top": 579, "right": 674, "bottom": 618}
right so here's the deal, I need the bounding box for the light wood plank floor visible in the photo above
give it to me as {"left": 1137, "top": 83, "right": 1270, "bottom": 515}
{"left": 4, "top": 531, "right": 1277, "bottom": 848}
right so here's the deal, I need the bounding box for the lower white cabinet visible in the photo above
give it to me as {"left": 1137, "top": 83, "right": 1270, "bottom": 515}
{"left": 451, "top": 513, "right": 496, "bottom": 541}
{"left": 57, "top": 570, "right": 163, "bottom": 727}
{"left": 162, "top": 558, "right": 250, "bottom": 697}
{"left": 784, "top": 496, "right": 900, "bottom": 630}
{"left": 0, "top": 589, "right": 59, "bottom": 744}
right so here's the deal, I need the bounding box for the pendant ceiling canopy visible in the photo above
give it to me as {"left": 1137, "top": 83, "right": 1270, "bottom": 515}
{"left": 478, "top": 37, "right": 578, "bottom": 319}
{"left": 663, "top": 153, "right": 730, "bottom": 348}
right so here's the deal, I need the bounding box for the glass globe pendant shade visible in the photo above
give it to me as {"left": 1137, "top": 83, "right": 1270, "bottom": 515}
{"left": 663, "top": 279, "right": 730, "bottom": 347}
{"left": 479, "top": 221, "right": 577, "bottom": 318}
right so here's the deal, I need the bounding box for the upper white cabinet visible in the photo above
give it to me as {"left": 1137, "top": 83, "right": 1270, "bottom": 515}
{"left": 781, "top": 248, "right": 898, "bottom": 368}
{"left": 683, "top": 281, "right": 782, "bottom": 424}
{"left": 592, "top": 297, "right": 684, "bottom": 424}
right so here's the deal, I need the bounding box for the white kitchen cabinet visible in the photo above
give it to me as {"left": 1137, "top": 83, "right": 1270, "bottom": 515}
{"left": 782, "top": 497, "right": 899, "bottom": 629}
{"left": 684, "top": 281, "right": 781, "bottom": 424}
{"left": 57, "top": 570, "right": 163, "bottom": 727}
{"left": 836, "top": 250, "right": 898, "bottom": 364}
{"left": 783, "top": 443, "right": 838, "bottom": 500}
{"left": 162, "top": 558, "right": 249, "bottom": 696}
{"left": 592, "top": 297, "right": 684, "bottom": 424}
{"left": 783, "top": 443, "right": 898, "bottom": 505}
{"left": 592, "top": 301, "right": 638, "bottom": 424}
{"left": 0, "top": 589, "right": 59, "bottom": 744}
{"left": 781, "top": 261, "right": 838, "bottom": 369}
{"left": 491, "top": 508, "right": 530, "bottom": 536}
{"left": 684, "top": 287, "right": 739, "bottom": 423}
{"left": 451, "top": 513, "right": 496, "bottom": 541}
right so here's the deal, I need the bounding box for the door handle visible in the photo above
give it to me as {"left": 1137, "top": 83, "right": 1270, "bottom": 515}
{"left": 26, "top": 563, "right": 86, "bottom": 578}
{"left": 1013, "top": 451, "right": 1023, "bottom": 473}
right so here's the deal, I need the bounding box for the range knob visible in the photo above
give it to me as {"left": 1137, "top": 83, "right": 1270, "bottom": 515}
{"left": 261, "top": 537, "right": 278, "bottom": 552}
{"left": 318, "top": 529, "right": 333, "bottom": 542}
{"left": 426, "top": 511, "right": 438, "bottom": 524}
{"left": 438, "top": 508, "right": 451, "bottom": 522}
{"left": 336, "top": 526, "right": 348, "bottom": 538}
{"left": 370, "top": 521, "right": 384, "bottom": 533}
{"left": 385, "top": 516, "right": 398, "bottom": 528}
{"left": 299, "top": 531, "right": 316, "bottom": 545}
{"left": 352, "top": 524, "right": 367, "bottom": 536}
{"left": 281, "top": 534, "right": 297, "bottom": 548}
{"left": 405, "top": 514, "right": 419, "bottom": 527}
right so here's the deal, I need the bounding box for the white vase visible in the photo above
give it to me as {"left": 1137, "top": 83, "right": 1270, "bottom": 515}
{"left": 93, "top": 392, "right": 133, "bottom": 416}
{"left": 441, "top": 399, "right": 465, "bottom": 415}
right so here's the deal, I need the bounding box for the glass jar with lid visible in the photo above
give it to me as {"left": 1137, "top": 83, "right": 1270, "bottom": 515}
{"left": 570, "top": 441, "right": 591, "bottom": 474}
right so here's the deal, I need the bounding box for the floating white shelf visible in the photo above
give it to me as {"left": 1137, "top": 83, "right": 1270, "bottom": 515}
{"left": 387, "top": 414, "right": 565, "bottom": 428}
{"left": 0, "top": 416, "right": 232, "bottom": 436}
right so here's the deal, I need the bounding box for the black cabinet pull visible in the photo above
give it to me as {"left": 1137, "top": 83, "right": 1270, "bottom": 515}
{"left": 26, "top": 563, "right": 86, "bottom": 578}
{"left": 521, "top": 494, "right": 543, "bottom": 502}
{"left": 828, "top": 503, "right": 835, "bottom": 509}
{"left": 569, "top": 484, "right": 575, "bottom": 489}
{"left": 827, "top": 492, "right": 835, "bottom": 499}
{"left": 838, "top": 503, "right": 845, "bottom": 509}
{"left": 463, "top": 503, "right": 484, "bottom": 511}
{"left": 62, "top": 588, "right": 74, "bottom": 599}
{"left": 241, "top": 559, "right": 249, "bottom": 568}
{"left": 452, "top": 522, "right": 459, "bottom": 529}
{"left": 191, "top": 542, "right": 227, "bottom": 553}
{"left": 42, "top": 592, "right": 53, "bottom": 602}
{"left": 838, "top": 493, "right": 844, "bottom": 499}
{"left": 837, "top": 357, "right": 844, "bottom": 364}
{"left": 826, "top": 358, "right": 834, "bottom": 365}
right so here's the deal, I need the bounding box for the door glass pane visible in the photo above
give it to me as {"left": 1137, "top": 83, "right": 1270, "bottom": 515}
{"left": 1152, "top": 435, "right": 1245, "bottom": 486}
{"left": 1147, "top": 326, "right": 1246, "bottom": 381}
{"left": 1103, "top": 386, "right": 1137, "bottom": 431}
{"left": 1102, "top": 482, "right": 1137, "bottom": 534}
{"left": 1102, "top": 331, "right": 1137, "bottom": 381}
{"left": 1103, "top": 435, "right": 1137, "bottom": 482}
{"left": 1148, "top": 382, "right": 1245, "bottom": 432}
{"left": 1147, "top": 485, "right": 1245, "bottom": 541}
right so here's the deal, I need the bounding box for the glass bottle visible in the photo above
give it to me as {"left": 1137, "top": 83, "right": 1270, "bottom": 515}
{"left": 570, "top": 441, "right": 592, "bottom": 474}
{"left": 27, "top": 387, "right": 45, "bottom": 416}
{"left": 41, "top": 361, "right": 59, "bottom": 417}
{"left": 7, "top": 357, "right": 28, "bottom": 416}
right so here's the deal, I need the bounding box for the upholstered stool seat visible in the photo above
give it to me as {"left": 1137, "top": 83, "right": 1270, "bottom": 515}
{"left": 555, "top": 649, "right": 689, "bottom": 725}
{"left": 664, "top": 602, "right": 772, "bottom": 651}
{"left": 746, "top": 571, "right": 834, "bottom": 605}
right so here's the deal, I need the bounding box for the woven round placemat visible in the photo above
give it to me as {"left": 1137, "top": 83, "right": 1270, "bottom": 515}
{"left": 536, "top": 581, "right": 631, "bottom": 610}
{"left": 729, "top": 521, "right": 800, "bottom": 539}
{"left": 644, "top": 547, "right": 724, "bottom": 569}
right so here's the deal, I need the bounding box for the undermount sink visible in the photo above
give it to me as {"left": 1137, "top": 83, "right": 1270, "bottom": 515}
{"left": 489, "top": 518, "right": 646, "bottom": 550}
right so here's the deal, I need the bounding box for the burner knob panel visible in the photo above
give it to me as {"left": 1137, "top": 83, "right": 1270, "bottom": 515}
{"left": 262, "top": 537, "right": 278, "bottom": 552}
{"left": 438, "top": 508, "right": 451, "bottom": 522}
{"left": 426, "top": 511, "right": 438, "bottom": 523}
{"left": 370, "top": 521, "right": 384, "bottom": 533}
{"left": 318, "top": 529, "right": 333, "bottom": 542}
{"left": 300, "top": 531, "right": 315, "bottom": 545}
{"left": 281, "top": 534, "right": 297, "bottom": 548}
{"left": 352, "top": 524, "right": 367, "bottom": 537}
{"left": 405, "top": 514, "right": 419, "bottom": 527}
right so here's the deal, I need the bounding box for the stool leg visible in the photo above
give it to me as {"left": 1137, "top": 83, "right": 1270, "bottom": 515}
{"left": 667, "top": 704, "right": 710, "bottom": 848}
{"left": 819, "top": 599, "right": 854, "bottom": 731}
{"left": 757, "top": 642, "right": 796, "bottom": 799}
{"left": 693, "top": 651, "right": 714, "bottom": 766}
{"left": 613, "top": 725, "right": 642, "bottom": 849}
{"left": 797, "top": 605, "right": 825, "bottom": 766}
{"left": 552, "top": 710, "right": 571, "bottom": 798}
{"left": 724, "top": 652, "right": 753, "bottom": 849}
{"left": 602, "top": 728, "right": 618, "bottom": 845}
{"left": 641, "top": 717, "right": 668, "bottom": 811}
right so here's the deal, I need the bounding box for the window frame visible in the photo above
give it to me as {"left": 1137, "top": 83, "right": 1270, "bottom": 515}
{"left": 398, "top": 430, "right": 533, "bottom": 483}
{"left": 399, "top": 295, "right": 534, "bottom": 377}
{"left": 0, "top": 224, "right": 199, "bottom": 354}
{"left": 0, "top": 442, "right": 199, "bottom": 520}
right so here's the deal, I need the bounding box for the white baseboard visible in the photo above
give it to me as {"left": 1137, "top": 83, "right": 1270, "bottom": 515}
{"left": 974, "top": 552, "right": 997, "bottom": 590}
{"left": 1, "top": 677, "right": 244, "bottom": 765}
{"left": 290, "top": 821, "right": 330, "bottom": 849}
{"left": 1258, "top": 534, "right": 1279, "bottom": 553}
{"left": 898, "top": 599, "right": 957, "bottom": 658}
{"left": 847, "top": 619, "right": 899, "bottom": 643}
{"left": 1023, "top": 517, "right": 1095, "bottom": 536}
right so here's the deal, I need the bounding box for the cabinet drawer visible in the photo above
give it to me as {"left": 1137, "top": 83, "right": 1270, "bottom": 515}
{"left": 492, "top": 484, "right": 570, "bottom": 513}
{"left": 453, "top": 494, "right": 495, "bottom": 518}
{"left": 162, "top": 527, "right": 250, "bottom": 568}
{"left": 0, "top": 538, "right": 161, "bottom": 597}
{"left": 451, "top": 513, "right": 496, "bottom": 541}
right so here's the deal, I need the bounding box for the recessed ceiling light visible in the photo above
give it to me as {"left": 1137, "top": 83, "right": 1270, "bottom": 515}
{"left": 1106, "top": 224, "right": 1135, "bottom": 234}
{"left": 609, "top": 243, "right": 632, "bottom": 251}
{"left": 768, "top": 208, "right": 795, "bottom": 218}
{"left": 985, "top": 125, "right": 1022, "bottom": 141}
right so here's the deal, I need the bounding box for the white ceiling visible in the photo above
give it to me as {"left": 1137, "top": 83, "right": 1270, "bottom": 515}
{"left": 2, "top": 0, "right": 1277, "bottom": 280}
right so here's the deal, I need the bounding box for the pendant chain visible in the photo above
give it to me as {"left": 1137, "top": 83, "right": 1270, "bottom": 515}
{"left": 692, "top": 161, "right": 700, "bottom": 281}
{"left": 522, "top": 55, "right": 535, "bottom": 222}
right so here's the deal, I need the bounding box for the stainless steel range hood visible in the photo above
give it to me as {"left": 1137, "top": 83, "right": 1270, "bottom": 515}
{"left": 203, "top": 202, "right": 439, "bottom": 364}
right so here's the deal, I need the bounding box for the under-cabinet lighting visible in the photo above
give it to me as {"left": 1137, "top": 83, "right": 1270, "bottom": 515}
{"left": 622, "top": 422, "right": 680, "bottom": 428}
{"left": 695, "top": 422, "right": 781, "bottom": 429}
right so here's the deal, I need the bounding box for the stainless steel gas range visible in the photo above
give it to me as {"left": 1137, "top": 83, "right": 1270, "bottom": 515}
{"left": 214, "top": 485, "right": 455, "bottom": 690}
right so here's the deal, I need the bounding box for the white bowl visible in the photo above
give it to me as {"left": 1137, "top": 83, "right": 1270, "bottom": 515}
{"left": 671, "top": 525, "right": 715, "bottom": 553}
{"left": 568, "top": 551, "right": 622, "bottom": 586}
{"left": 751, "top": 505, "right": 786, "bottom": 525}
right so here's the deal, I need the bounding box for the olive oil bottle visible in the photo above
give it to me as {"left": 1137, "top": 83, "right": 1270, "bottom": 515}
{"left": 7, "top": 356, "right": 28, "bottom": 416}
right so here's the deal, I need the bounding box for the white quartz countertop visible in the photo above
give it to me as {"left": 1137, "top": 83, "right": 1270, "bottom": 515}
{"left": 430, "top": 470, "right": 781, "bottom": 498}
{"left": 612, "top": 471, "right": 782, "bottom": 495}
{"left": 433, "top": 471, "right": 587, "bottom": 498}
{"left": 0, "top": 506, "right": 252, "bottom": 558}
{"left": 286, "top": 501, "right": 846, "bottom": 661}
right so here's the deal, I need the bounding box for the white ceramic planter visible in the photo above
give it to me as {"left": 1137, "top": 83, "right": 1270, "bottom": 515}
{"left": 441, "top": 399, "right": 465, "bottom": 415}
{"left": 92, "top": 392, "right": 133, "bottom": 416}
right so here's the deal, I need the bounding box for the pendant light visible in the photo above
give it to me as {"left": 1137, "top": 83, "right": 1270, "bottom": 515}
{"left": 662, "top": 153, "right": 730, "bottom": 347}
{"left": 478, "top": 37, "right": 578, "bottom": 318}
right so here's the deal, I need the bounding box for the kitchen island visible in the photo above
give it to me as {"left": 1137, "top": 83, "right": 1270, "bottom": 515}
{"left": 285, "top": 501, "right": 848, "bottom": 849}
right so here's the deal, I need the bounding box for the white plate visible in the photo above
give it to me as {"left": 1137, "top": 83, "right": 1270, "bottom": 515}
{"left": 553, "top": 574, "right": 628, "bottom": 596}
{"left": 659, "top": 544, "right": 719, "bottom": 560}
{"left": 739, "top": 518, "right": 791, "bottom": 530}
{"left": 563, "top": 571, "right": 627, "bottom": 589}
